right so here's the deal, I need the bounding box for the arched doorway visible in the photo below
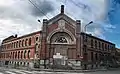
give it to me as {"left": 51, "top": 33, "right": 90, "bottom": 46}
{"left": 49, "top": 32, "right": 75, "bottom": 67}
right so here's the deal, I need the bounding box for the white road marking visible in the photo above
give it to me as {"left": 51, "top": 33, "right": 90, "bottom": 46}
{"left": 0, "top": 72, "right": 4, "bottom": 74}
{"left": 64, "top": 73, "right": 84, "bottom": 74}
{"left": 32, "top": 71, "right": 54, "bottom": 73}
{"left": 13, "top": 70, "right": 26, "bottom": 74}
{"left": 5, "top": 71, "right": 16, "bottom": 74}
{"left": 22, "top": 70, "right": 33, "bottom": 73}
{"left": 9, "top": 69, "right": 27, "bottom": 74}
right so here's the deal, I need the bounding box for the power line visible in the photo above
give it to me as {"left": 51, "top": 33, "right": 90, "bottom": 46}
{"left": 69, "top": 0, "right": 90, "bottom": 11}
{"left": 27, "top": 0, "right": 50, "bottom": 19}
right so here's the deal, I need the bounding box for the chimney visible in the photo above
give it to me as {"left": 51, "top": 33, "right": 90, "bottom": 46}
{"left": 61, "top": 5, "right": 64, "bottom": 14}
{"left": 15, "top": 34, "right": 17, "bottom": 38}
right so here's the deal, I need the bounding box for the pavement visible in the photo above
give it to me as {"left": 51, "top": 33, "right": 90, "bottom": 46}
{"left": 0, "top": 67, "right": 120, "bottom": 74}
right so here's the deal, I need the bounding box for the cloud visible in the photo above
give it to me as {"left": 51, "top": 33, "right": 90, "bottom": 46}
{"left": 29, "top": 0, "right": 54, "bottom": 17}
{"left": 0, "top": 0, "right": 56, "bottom": 41}
{"left": 65, "top": 0, "right": 109, "bottom": 39}
{"left": 0, "top": 0, "right": 116, "bottom": 42}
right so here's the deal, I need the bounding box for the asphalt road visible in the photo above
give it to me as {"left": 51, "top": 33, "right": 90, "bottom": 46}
{"left": 0, "top": 67, "right": 120, "bottom": 74}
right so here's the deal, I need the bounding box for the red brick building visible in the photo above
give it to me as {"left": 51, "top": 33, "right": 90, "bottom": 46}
{"left": 0, "top": 31, "right": 40, "bottom": 68}
{"left": 0, "top": 5, "right": 116, "bottom": 69}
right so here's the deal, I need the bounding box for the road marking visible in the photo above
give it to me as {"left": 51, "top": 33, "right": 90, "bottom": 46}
{"left": 0, "top": 72, "right": 4, "bottom": 74}
{"left": 13, "top": 70, "right": 26, "bottom": 74}
{"left": 64, "top": 73, "right": 84, "bottom": 74}
{"left": 22, "top": 70, "right": 33, "bottom": 73}
{"left": 5, "top": 71, "right": 16, "bottom": 74}
{"left": 32, "top": 71, "right": 54, "bottom": 73}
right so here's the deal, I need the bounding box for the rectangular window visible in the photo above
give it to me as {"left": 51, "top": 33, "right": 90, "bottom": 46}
{"left": 95, "top": 40, "right": 97, "bottom": 48}
{"left": 99, "top": 42, "right": 101, "bottom": 49}
{"left": 102, "top": 43, "right": 104, "bottom": 51}
{"left": 91, "top": 39, "right": 93, "bottom": 48}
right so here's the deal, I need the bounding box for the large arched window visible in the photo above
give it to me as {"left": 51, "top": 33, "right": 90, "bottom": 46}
{"left": 55, "top": 36, "right": 67, "bottom": 43}
{"left": 50, "top": 32, "right": 73, "bottom": 44}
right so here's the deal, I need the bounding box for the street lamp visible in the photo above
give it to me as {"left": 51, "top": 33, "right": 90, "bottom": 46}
{"left": 84, "top": 21, "right": 93, "bottom": 32}
{"left": 83, "top": 21, "right": 93, "bottom": 70}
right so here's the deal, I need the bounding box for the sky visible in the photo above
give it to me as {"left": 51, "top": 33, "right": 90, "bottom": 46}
{"left": 0, "top": 0, "right": 120, "bottom": 48}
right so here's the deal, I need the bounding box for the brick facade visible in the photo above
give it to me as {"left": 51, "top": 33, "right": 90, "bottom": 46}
{"left": 0, "top": 5, "right": 116, "bottom": 69}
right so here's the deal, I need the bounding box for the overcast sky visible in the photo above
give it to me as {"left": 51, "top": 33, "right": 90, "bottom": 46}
{"left": 0, "top": 0, "right": 119, "bottom": 48}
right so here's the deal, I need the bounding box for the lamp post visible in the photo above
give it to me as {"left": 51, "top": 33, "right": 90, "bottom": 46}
{"left": 84, "top": 21, "right": 93, "bottom": 32}
{"left": 37, "top": 19, "right": 41, "bottom": 68}
{"left": 83, "top": 21, "right": 93, "bottom": 70}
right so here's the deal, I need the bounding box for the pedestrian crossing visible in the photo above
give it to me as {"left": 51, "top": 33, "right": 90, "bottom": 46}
{"left": 0, "top": 68, "right": 86, "bottom": 74}
{"left": 0, "top": 70, "right": 58, "bottom": 74}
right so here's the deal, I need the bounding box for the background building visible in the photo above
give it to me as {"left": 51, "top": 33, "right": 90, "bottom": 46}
{"left": 0, "top": 5, "right": 116, "bottom": 69}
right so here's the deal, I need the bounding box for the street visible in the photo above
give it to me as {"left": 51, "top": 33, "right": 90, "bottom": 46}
{"left": 0, "top": 67, "right": 120, "bottom": 74}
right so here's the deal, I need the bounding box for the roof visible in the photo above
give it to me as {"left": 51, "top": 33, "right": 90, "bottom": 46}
{"left": 47, "top": 5, "right": 76, "bottom": 26}
{"left": 2, "top": 31, "right": 41, "bottom": 44}
{"left": 81, "top": 32, "right": 115, "bottom": 45}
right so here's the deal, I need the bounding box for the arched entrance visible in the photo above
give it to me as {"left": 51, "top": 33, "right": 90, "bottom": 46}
{"left": 48, "top": 32, "right": 75, "bottom": 67}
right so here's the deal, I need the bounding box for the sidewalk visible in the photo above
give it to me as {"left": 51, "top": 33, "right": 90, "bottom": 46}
{"left": 0, "top": 66, "right": 120, "bottom": 73}
{"left": 30, "top": 68, "right": 107, "bottom": 73}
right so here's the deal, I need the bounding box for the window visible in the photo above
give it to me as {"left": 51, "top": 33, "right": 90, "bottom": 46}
{"left": 18, "top": 51, "right": 20, "bottom": 59}
{"left": 13, "top": 52, "right": 15, "bottom": 59}
{"left": 91, "top": 39, "right": 93, "bottom": 48}
{"left": 35, "top": 43, "right": 38, "bottom": 52}
{"left": 95, "top": 40, "right": 97, "bottom": 48}
{"left": 14, "top": 42, "right": 16, "bottom": 48}
{"left": 22, "top": 40, "right": 24, "bottom": 47}
{"left": 55, "top": 36, "right": 67, "bottom": 43}
{"left": 28, "top": 50, "right": 30, "bottom": 59}
{"left": 16, "top": 41, "right": 18, "bottom": 48}
{"left": 21, "top": 51, "right": 23, "bottom": 59}
{"left": 83, "top": 34, "right": 88, "bottom": 42}
{"left": 102, "top": 43, "right": 104, "bottom": 51}
{"left": 36, "top": 37, "right": 38, "bottom": 41}
{"left": 12, "top": 43, "right": 13, "bottom": 48}
{"left": 105, "top": 44, "right": 107, "bottom": 51}
{"left": 95, "top": 53, "right": 98, "bottom": 60}
{"left": 83, "top": 45, "right": 87, "bottom": 52}
{"left": 108, "top": 45, "right": 109, "bottom": 51}
{"left": 98, "top": 42, "right": 101, "bottom": 49}
{"left": 15, "top": 51, "right": 17, "bottom": 59}
{"left": 91, "top": 52, "right": 93, "bottom": 61}
{"left": 25, "top": 39, "right": 28, "bottom": 46}
{"left": 19, "top": 40, "right": 21, "bottom": 47}
{"left": 10, "top": 52, "right": 12, "bottom": 59}
{"left": 24, "top": 50, "right": 26, "bottom": 59}
{"left": 29, "top": 38, "right": 31, "bottom": 46}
